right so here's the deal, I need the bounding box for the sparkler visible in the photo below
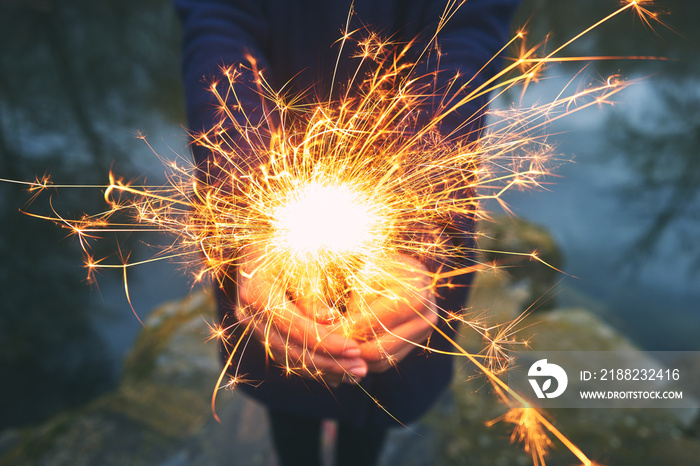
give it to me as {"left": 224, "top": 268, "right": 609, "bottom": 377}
{"left": 3, "top": 1, "right": 669, "bottom": 464}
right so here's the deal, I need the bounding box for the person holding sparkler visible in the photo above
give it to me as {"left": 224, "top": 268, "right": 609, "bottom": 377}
{"left": 175, "top": 0, "right": 519, "bottom": 464}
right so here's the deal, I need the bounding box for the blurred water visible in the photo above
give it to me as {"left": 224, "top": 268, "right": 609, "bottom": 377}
{"left": 0, "top": 0, "right": 188, "bottom": 430}
{"left": 490, "top": 75, "right": 700, "bottom": 350}
{"left": 87, "top": 125, "right": 193, "bottom": 352}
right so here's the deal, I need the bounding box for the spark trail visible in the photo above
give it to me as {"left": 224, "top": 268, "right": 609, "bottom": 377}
{"left": 4, "top": 2, "right": 669, "bottom": 465}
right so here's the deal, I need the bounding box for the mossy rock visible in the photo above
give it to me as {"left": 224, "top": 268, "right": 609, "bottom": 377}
{"left": 0, "top": 289, "right": 275, "bottom": 466}
{"left": 475, "top": 216, "right": 563, "bottom": 312}
{"left": 426, "top": 307, "right": 700, "bottom": 466}
{"left": 123, "top": 291, "right": 219, "bottom": 390}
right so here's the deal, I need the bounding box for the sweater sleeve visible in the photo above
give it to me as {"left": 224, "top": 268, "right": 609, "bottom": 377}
{"left": 418, "top": 0, "right": 521, "bottom": 312}
{"left": 174, "top": 0, "right": 272, "bottom": 166}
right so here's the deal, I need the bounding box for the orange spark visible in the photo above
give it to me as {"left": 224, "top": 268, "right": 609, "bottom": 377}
{"left": 0, "top": 1, "right": 671, "bottom": 464}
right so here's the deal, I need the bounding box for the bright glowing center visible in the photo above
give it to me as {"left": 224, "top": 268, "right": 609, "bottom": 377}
{"left": 274, "top": 182, "right": 377, "bottom": 256}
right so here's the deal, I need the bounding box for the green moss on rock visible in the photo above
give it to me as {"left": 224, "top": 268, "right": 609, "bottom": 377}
{"left": 476, "top": 216, "right": 563, "bottom": 312}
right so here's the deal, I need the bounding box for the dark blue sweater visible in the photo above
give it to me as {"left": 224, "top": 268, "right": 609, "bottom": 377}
{"left": 174, "top": 0, "right": 519, "bottom": 427}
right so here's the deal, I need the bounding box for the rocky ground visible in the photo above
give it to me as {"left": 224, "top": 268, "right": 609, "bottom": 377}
{"left": 2, "top": 218, "right": 699, "bottom": 465}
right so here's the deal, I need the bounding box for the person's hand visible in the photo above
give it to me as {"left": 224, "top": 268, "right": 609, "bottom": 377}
{"left": 347, "top": 254, "right": 439, "bottom": 373}
{"left": 236, "top": 247, "right": 368, "bottom": 387}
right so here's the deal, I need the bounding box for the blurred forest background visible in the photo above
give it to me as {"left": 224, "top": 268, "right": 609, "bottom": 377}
{"left": 0, "top": 0, "right": 698, "bottom": 437}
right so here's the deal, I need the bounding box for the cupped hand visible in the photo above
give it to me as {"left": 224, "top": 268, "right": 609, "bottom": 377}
{"left": 347, "top": 254, "right": 439, "bottom": 373}
{"left": 235, "top": 248, "right": 368, "bottom": 386}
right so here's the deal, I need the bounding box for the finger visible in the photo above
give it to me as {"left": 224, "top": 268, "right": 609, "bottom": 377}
{"left": 292, "top": 288, "right": 339, "bottom": 323}
{"left": 359, "top": 307, "right": 439, "bottom": 372}
{"left": 346, "top": 259, "right": 435, "bottom": 338}
{"left": 378, "top": 307, "right": 438, "bottom": 351}
{"left": 350, "top": 295, "right": 412, "bottom": 337}
{"left": 265, "top": 326, "right": 368, "bottom": 379}
{"left": 238, "top": 267, "right": 288, "bottom": 317}
{"left": 349, "top": 288, "right": 435, "bottom": 342}
{"left": 238, "top": 272, "right": 365, "bottom": 372}
{"left": 269, "top": 304, "right": 363, "bottom": 359}
{"left": 236, "top": 258, "right": 365, "bottom": 369}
